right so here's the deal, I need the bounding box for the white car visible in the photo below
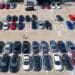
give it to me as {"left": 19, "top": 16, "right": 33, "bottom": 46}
{"left": 22, "top": 55, "right": 30, "bottom": 71}
{"left": 3, "top": 42, "right": 12, "bottom": 53}
{"left": 51, "top": 3, "right": 56, "bottom": 9}
{"left": 37, "top": 20, "right": 45, "bottom": 29}
{"left": 53, "top": 54, "right": 63, "bottom": 71}
{"left": 3, "top": 22, "right": 9, "bottom": 30}
{"left": 56, "top": 3, "right": 61, "bottom": 9}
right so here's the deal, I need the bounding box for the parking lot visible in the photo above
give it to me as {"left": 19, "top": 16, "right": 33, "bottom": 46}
{"left": 0, "top": 2, "right": 75, "bottom": 75}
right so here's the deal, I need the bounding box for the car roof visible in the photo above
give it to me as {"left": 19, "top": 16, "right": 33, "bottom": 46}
{"left": 54, "top": 55, "right": 60, "bottom": 61}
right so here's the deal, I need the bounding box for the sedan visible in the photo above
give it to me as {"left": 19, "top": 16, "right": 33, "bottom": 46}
{"left": 0, "top": 41, "right": 4, "bottom": 53}
{"left": 53, "top": 54, "right": 63, "bottom": 71}
{"left": 22, "top": 55, "right": 30, "bottom": 71}
{"left": 33, "top": 55, "right": 42, "bottom": 71}
{"left": 6, "top": 15, "right": 12, "bottom": 22}
{"left": 19, "top": 15, "right": 25, "bottom": 22}
{"left": 10, "top": 2, "right": 16, "bottom": 9}
{"left": 9, "top": 22, "right": 16, "bottom": 30}
{"left": 22, "top": 41, "right": 31, "bottom": 54}
{"left": 9, "top": 54, "right": 20, "bottom": 73}
{"left": 0, "top": 3, "right": 5, "bottom": 9}
{"left": 41, "top": 41, "right": 49, "bottom": 54}
{"left": 12, "top": 15, "right": 18, "bottom": 22}
{"left": 66, "top": 41, "right": 75, "bottom": 53}
{"left": 66, "top": 21, "right": 74, "bottom": 30}
{"left": 0, "top": 21, "right": 3, "bottom": 30}
{"left": 13, "top": 41, "right": 21, "bottom": 54}
{"left": 3, "top": 22, "right": 9, "bottom": 30}
{"left": 5, "top": 3, "right": 10, "bottom": 9}
{"left": 32, "top": 41, "right": 40, "bottom": 54}
{"left": 62, "top": 54, "right": 73, "bottom": 71}
{"left": 3, "top": 42, "right": 13, "bottom": 53}
{"left": 0, "top": 54, "right": 10, "bottom": 72}
{"left": 17, "top": 22, "right": 25, "bottom": 30}
{"left": 58, "top": 41, "right": 67, "bottom": 53}
{"left": 50, "top": 40, "right": 58, "bottom": 52}
{"left": 43, "top": 54, "right": 52, "bottom": 71}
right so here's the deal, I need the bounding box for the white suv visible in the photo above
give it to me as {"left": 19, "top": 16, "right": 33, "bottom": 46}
{"left": 53, "top": 54, "right": 63, "bottom": 71}
{"left": 22, "top": 55, "right": 30, "bottom": 71}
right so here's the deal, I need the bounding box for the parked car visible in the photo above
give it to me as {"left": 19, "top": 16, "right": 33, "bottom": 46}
{"left": 51, "top": 3, "right": 56, "bottom": 9}
{"left": 57, "top": 41, "right": 67, "bottom": 53}
{"left": 19, "top": 15, "right": 25, "bottom": 22}
{"left": 31, "top": 20, "right": 37, "bottom": 29}
{"left": 22, "top": 41, "right": 31, "bottom": 54}
{"left": 44, "top": 4, "right": 51, "bottom": 9}
{"left": 66, "top": 41, "right": 75, "bottom": 53}
{"left": 5, "top": 3, "right": 10, "bottom": 9}
{"left": 12, "top": 15, "right": 18, "bottom": 22}
{"left": 26, "top": 7, "right": 35, "bottom": 11}
{"left": 3, "top": 42, "right": 13, "bottom": 53}
{"left": 55, "top": 3, "right": 61, "bottom": 9}
{"left": 33, "top": 55, "right": 42, "bottom": 71}
{"left": 45, "top": 20, "right": 52, "bottom": 30}
{"left": 56, "top": 15, "right": 64, "bottom": 22}
{"left": 10, "top": 2, "right": 16, "bottom": 9}
{"left": 68, "top": 14, "right": 75, "bottom": 21}
{"left": 72, "top": 53, "right": 75, "bottom": 65}
{"left": 0, "top": 41, "right": 4, "bottom": 53}
{"left": 22, "top": 55, "right": 30, "bottom": 71}
{"left": 62, "top": 54, "right": 73, "bottom": 71}
{"left": 0, "top": 56, "right": 2, "bottom": 71}
{"left": 9, "top": 54, "right": 20, "bottom": 73}
{"left": 53, "top": 54, "right": 63, "bottom": 71}
{"left": 66, "top": 21, "right": 74, "bottom": 30}
{"left": 3, "top": 22, "right": 9, "bottom": 30}
{"left": 17, "top": 22, "right": 25, "bottom": 30}
{"left": 13, "top": 41, "right": 21, "bottom": 54}
{"left": 32, "top": 15, "right": 38, "bottom": 21}
{"left": 25, "top": 15, "right": 31, "bottom": 22}
{"left": 9, "top": 22, "right": 16, "bottom": 30}
{"left": 41, "top": 41, "right": 49, "bottom": 54}
{"left": 37, "top": 20, "right": 45, "bottom": 29}
{"left": 6, "top": 15, "right": 12, "bottom": 22}
{"left": 43, "top": 54, "right": 52, "bottom": 71}
{"left": 50, "top": 40, "right": 58, "bottom": 52}
{"left": 0, "top": 54, "right": 10, "bottom": 72}
{"left": 32, "top": 41, "right": 40, "bottom": 54}
{"left": 0, "top": 3, "right": 5, "bottom": 9}
{"left": 0, "top": 21, "right": 3, "bottom": 30}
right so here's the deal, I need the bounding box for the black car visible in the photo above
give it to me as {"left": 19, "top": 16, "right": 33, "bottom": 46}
{"left": 12, "top": 15, "right": 18, "bottom": 22}
{"left": 6, "top": 15, "right": 12, "bottom": 22}
{"left": 33, "top": 55, "right": 42, "bottom": 71}
{"left": 56, "top": 15, "right": 64, "bottom": 22}
{"left": 0, "top": 54, "right": 10, "bottom": 72}
{"left": 9, "top": 54, "right": 20, "bottom": 73}
{"left": 41, "top": 41, "right": 49, "bottom": 54}
{"left": 0, "top": 41, "right": 4, "bottom": 53}
{"left": 13, "top": 41, "right": 22, "bottom": 54}
{"left": 32, "top": 15, "right": 38, "bottom": 21}
{"left": 32, "top": 41, "right": 40, "bottom": 54}
{"left": 0, "top": 22, "right": 3, "bottom": 30}
{"left": 58, "top": 41, "right": 67, "bottom": 53}
{"left": 22, "top": 41, "right": 31, "bottom": 54}
{"left": 26, "top": 7, "right": 35, "bottom": 11}
{"left": 31, "top": 20, "right": 37, "bottom": 29}
{"left": 45, "top": 20, "right": 52, "bottom": 30}
{"left": 25, "top": 15, "right": 31, "bottom": 22}
{"left": 62, "top": 54, "right": 73, "bottom": 71}
{"left": 43, "top": 54, "right": 52, "bottom": 71}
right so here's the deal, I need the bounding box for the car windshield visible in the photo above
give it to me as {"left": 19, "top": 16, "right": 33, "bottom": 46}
{"left": 24, "top": 61, "right": 29, "bottom": 65}
{"left": 55, "top": 61, "right": 60, "bottom": 65}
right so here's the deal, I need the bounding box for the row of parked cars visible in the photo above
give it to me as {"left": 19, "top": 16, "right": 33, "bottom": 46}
{"left": 0, "top": 53, "right": 75, "bottom": 73}
{"left": 0, "top": 2, "right": 16, "bottom": 9}
{"left": 0, "top": 40, "right": 75, "bottom": 54}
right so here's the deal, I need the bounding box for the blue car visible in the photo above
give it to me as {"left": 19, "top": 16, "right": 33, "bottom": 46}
{"left": 17, "top": 22, "right": 25, "bottom": 30}
{"left": 43, "top": 55, "right": 52, "bottom": 71}
{"left": 66, "top": 21, "right": 74, "bottom": 30}
{"left": 32, "top": 20, "right": 37, "bottom": 29}
{"left": 19, "top": 15, "right": 25, "bottom": 22}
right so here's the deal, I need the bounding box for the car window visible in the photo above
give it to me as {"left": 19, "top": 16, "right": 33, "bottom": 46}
{"left": 55, "top": 61, "right": 60, "bottom": 65}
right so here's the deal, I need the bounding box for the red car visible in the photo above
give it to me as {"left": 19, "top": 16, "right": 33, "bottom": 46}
{"left": 9, "top": 22, "right": 16, "bottom": 30}
{"left": 69, "top": 14, "right": 75, "bottom": 21}
{"left": 0, "top": 3, "right": 5, "bottom": 9}
{"left": 5, "top": 3, "right": 10, "bottom": 9}
{"left": 45, "top": 4, "right": 51, "bottom": 9}
{"left": 72, "top": 53, "right": 75, "bottom": 65}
